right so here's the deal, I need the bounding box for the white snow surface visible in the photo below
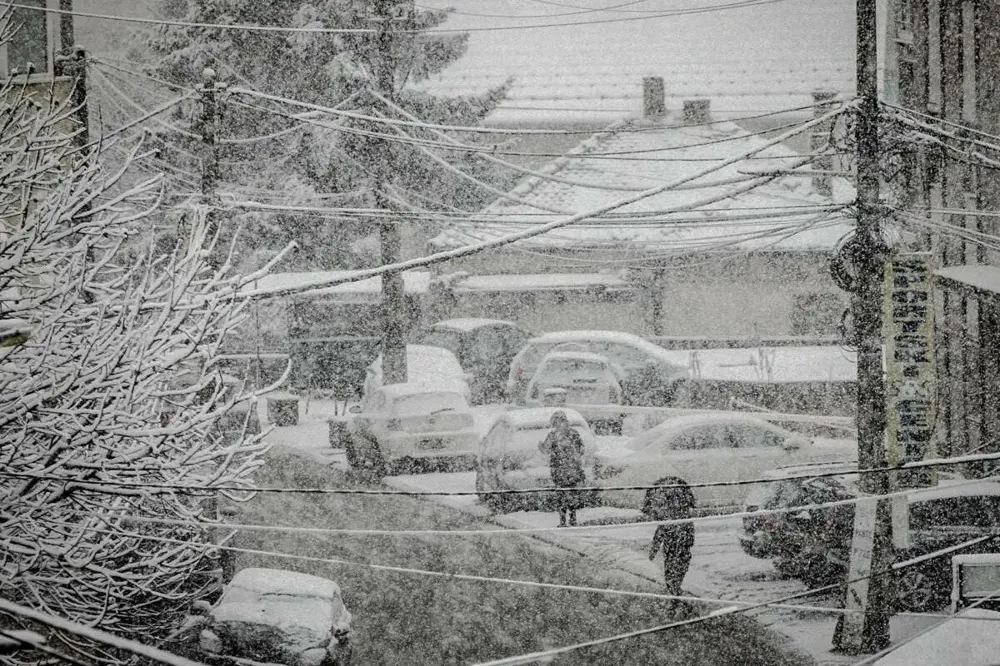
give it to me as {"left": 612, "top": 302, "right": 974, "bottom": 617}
{"left": 447, "top": 273, "right": 634, "bottom": 292}
{"left": 670, "top": 345, "right": 857, "bottom": 383}
{"left": 871, "top": 608, "right": 1000, "bottom": 666}
{"left": 410, "top": 0, "right": 855, "bottom": 124}
{"left": 366, "top": 345, "right": 472, "bottom": 399}
{"left": 211, "top": 568, "right": 349, "bottom": 656}
{"left": 430, "top": 317, "right": 517, "bottom": 331}
{"left": 935, "top": 264, "right": 1000, "bottom": 296}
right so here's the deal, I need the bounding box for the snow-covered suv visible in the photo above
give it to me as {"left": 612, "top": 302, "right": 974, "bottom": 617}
{"left": 505, "top": 330, "right": 689, "bottom": 407}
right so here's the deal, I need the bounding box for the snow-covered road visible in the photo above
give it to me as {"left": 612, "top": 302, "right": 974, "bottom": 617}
{"left": 260, "top": 397, "right": 945, "bottom": 665}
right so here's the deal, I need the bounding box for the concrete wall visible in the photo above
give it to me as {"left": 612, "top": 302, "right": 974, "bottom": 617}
{"left": 431, "top": 249, "right": 847, "bottom": 338}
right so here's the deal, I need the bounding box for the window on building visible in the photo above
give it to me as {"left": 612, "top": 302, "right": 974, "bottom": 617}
{"left": 791, "top": 293, "right": 844, "bottom": 336}
{"left": 897, "top": 0, "right": 914, "bottom": 43}
{"left": 5, "top": 0, "right": 49, "bottom": 76}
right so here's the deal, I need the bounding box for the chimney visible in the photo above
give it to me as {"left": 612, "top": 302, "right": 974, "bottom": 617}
{"left": 683, "top": 99, "right": 711, "bottom": 124}
{"left": 810, "top": 90, "right": 837, "bottom": 197}
{"left": 643, "top": 77, "right": 666, "bottom": 119}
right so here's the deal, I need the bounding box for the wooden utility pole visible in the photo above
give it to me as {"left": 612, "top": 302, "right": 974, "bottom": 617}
{"left": 371, "top": 0, "right": 410, "bottom": 385}
{"left": 833, "top": 0, "right": 894, "bottom": 654}
{"left": 199, "top": 67, "right": 220, "bottom": 206}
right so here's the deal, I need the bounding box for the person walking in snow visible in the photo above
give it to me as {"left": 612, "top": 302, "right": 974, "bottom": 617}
{"left": 646, "top": 477, "right": 696, "bottom": 601}
{"left": 539, "top": 411, "right": 587, "bottom": 527}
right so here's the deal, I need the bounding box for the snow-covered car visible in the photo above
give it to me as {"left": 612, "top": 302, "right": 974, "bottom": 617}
{"left": 475, "top": 407, "right": 600, "bottom": 513}
{"left": 505, "top": 330, "right": 689, "bottom": 407}
{"left": 347, "top": 383, "right": 479, "bottom": 478}
{"left": 593, "top": 412, "right": 855, "bottom": 512}
{"left": 412, "top": 318, "right": 532, "bottom": 405}
{"left": 523, "top": 351, "right": 625, "bottom": 433}
{"left": 198, "top": 568, "right": 352, "bottom": 666}
{"left": 363, "top": 344, "right": 472, "bottom": 403}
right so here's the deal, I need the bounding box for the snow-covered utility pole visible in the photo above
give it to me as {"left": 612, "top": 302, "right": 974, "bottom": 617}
{"left": 833, "top": 0, "right": 894, "bottom": 653}
{"left": 198, "top": 67, "right": 222, "bottom": 264}
{"left": 371, "top": 0, "right": 411, "bottom": 385}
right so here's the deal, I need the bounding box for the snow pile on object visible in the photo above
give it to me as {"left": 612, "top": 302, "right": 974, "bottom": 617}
{"left": 201, "top": 568, "right": 352, "bottom": 666}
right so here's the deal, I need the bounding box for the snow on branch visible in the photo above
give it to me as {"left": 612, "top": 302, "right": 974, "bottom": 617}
{"left": 0, "top": 72, "right": 280, "bottom": 665}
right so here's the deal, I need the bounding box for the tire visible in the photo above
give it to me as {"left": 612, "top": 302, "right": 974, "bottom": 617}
{"left": 895, "top": 566, "right": 944, "bottom": 613}
{"left": 349, "top": 434, "right": 388, "bottom": 483}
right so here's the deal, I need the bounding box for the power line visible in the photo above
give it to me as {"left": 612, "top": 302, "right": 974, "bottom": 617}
{"left": 235, "top": 86, "right": 849, "bottom": 137}
{"left": 8, "top": 448, "right": 1000, "bottom": 509}
{"left": 40, "top": 513, "right": 1000, "bottom": 622}
{"left": 0, "top": 597, "right": 210, "bottom": 666}
{"left": 6, "top": 0, "right": 822, "bottom": 35}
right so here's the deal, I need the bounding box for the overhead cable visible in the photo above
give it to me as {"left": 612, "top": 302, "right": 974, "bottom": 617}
{"left": 7, "top": 449, "right": 1000, "bottom": 505}
{"left": 42, "top": 514, "right": 1000, "bottom": 623}
{"left": 235, "top": 86, "right": 846, "bottom": 137}
{"left": 5, "top": 0, "right": 818, "bottom": 36}
{"left": 0, "top": 597, "right": 211, "bottom": 666}
{"left": 233, "top": 103, "right": 849, "bottom": 301}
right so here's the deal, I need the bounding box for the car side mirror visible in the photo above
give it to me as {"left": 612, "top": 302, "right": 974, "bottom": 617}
{"left": 348, "top": 405, "right": 362, "bottom": 414}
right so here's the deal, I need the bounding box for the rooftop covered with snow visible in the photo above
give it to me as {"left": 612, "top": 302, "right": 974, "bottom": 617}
{"left": 429, "top": 108, "right": 856, "bottom": 252}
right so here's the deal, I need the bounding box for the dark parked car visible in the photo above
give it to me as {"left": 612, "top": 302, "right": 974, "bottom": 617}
{"left": 739, "top": 467, "right": 1000, "bottom": 612}
{"left": 413, "top": 319, "right": 532, "bottom": 405}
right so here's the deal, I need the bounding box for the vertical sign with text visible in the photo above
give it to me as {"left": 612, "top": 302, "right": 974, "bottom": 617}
{"left": 884, "top": 252, "right": 937, "bottom": 488}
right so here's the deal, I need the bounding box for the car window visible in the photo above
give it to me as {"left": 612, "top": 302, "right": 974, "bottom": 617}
{"left": 538, "top": 358, "right": 607, "bottom": 381}
{"left": 506, "top": 426, "right": 590, "bottom": 467}
{"left": 416, "top": 329, "right": 462, "bottom": 356}
{"left": 391, "top": 393, "right": 467, "bottom": 417}
{"left": 500, "top": 327, "right": 531, "bottom": 356}
{"left": 665, "top": 425, "right": 728, "bottom": 450}
{"left": 597, "top": 342, "right": 650, "bottom": 368}
{"left": 725, "top": 423, "right": 786, "bottom": 448}
{"left": 472, "top": 327, "right": 507, "bottom": 364}
{"left": 910, "top": 496, "right": 1000, "bottom": 529}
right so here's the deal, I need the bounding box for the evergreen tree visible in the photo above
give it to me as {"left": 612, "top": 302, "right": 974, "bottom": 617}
{"left": 133, "top": 0, "right": 512, "bottom": 271}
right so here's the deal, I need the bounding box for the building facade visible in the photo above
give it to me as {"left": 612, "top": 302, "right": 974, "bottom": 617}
{"left": 885, "top": 0, "right": 1000, "bottom": 457}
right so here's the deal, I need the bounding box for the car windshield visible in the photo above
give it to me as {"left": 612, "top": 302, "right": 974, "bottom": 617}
{"left": 910, "top": 496, "right": 1000, "bottom": 529}
{"left": 392, "top": 393, "right": 466, "bottom": 417}
{"left": 417, "top": 329, "right": 463, "bottom": 356}
{"left": 539, "top": 359, "right": 606, "bottom": 380}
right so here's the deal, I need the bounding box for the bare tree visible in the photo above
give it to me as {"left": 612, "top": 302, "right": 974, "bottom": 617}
{"left": 0, "top": 33, "right": 286, "bottom": 665}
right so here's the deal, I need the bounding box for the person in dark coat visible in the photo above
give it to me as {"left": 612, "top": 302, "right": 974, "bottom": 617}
{"left": 646, "top": 477, "right": 696, "bottom": 600}
{"left": 539, "top": 411, "right": 587, "bottom": 527}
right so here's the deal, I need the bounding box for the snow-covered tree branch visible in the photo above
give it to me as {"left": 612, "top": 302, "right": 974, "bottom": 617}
{"left": 0, "top": 56, "right": 280, "bottom": 665}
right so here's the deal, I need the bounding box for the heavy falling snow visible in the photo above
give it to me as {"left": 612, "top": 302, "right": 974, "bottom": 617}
{"left": 3, "top": 1, "right": 1000, "bottom": 666}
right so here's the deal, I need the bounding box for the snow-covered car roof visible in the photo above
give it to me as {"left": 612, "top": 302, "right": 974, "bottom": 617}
{"left": 429, "top": 318, "right": 518, "bottom": 332}
{"left": 501, "top": 407, "right": 589, "bottom": 430}
{"left": 206, "top": 567, "right": 351, "bottom": 664}
{"left": 538, "top": 350, "right": 612, "bottom": 365}
{"left": 378, "top": 382, "right": 470, "bottom": 401}
{"left": 532, "top": 330, "right": 663, "bottom": 349}
{"left": 627, "top": 412, "right": 790, "bottom": 449}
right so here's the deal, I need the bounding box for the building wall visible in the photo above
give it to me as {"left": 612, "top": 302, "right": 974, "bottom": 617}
{"left": 893, "top": 0, "right": 1000, "bottom": 457}
{"left": 433, "top": 249, "right": 847, "bottom": 338}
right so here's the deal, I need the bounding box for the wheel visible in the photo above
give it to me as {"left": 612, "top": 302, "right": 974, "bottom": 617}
{"left": 348, "top": 434, "right": 387, "bottom": 483}
{"left": 895, "top": 566, "right": 943, "bottom": 613}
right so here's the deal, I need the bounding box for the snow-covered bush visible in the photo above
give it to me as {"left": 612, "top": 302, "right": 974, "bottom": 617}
{"left": 0, "top": 61, "right": 283, "bottom": 664}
